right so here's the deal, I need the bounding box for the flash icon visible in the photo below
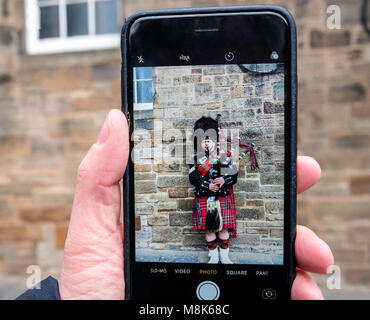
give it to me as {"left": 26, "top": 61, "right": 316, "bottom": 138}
{"left": 137, "top": 56, "right": 144, "bottom": 63}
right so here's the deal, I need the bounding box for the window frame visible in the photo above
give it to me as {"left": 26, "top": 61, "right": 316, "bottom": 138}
{"left": 133, "top": 67, "right": 154, "bottom": 111}
{"left": 25, "top": 0, "right": 122, "bottom": 55}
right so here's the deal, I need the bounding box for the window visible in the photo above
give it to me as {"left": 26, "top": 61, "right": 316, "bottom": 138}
{"left": 133, "top": 67, "right": 154, "bottom": 110}
{"left": 25, "top": 0, "right": 122, "bottom": 55}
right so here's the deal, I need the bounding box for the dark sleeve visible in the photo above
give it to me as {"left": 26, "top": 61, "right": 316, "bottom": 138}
{"left": 189, "top": 162, "right": 210, "bottom": 191}
{"left": 16, "top": 276, "right": 61, "bottom": 300}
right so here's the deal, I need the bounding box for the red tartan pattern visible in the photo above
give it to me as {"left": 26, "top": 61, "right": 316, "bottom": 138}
{"left": 192, "top": 187, "right": 237, "bottom": 237}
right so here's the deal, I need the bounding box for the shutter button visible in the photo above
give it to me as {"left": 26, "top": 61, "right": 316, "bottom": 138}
{"left": 196, "top": 281, "right": 220, "bottom": 300}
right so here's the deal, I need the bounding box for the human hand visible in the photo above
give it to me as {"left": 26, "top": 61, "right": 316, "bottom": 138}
{"left": 209, "top": 183, "right": 219, "bottom": 192}
{"left": 59, "top": 109, "right": 129, "bottom": 299}
{"left": 59, "top": 109, "right": 333, "bottom": 300}
{"left": 291, "top": 156, "right": 334, "bottom": 299}
{"left": 214, "top": 177, "right": 225, "bottom": 187}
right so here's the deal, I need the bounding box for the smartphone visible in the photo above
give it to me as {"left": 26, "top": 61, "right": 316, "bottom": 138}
{"left": 121, "top": 5, "right": 297, "bottom": 301}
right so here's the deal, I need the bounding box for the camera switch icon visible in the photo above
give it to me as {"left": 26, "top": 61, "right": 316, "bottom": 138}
{"left": 262, "top": 288, "right": 276, "bottom": 299}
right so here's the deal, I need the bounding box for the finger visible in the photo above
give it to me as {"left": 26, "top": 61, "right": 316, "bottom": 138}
{"left": 59, "top": 109, "right": 129, "bottom": 300}
{"left": 297, "top": 156, "right": 321, "bottom": 194}
{"left": 291, "top": 269, "right": 324, "bottom": 300}
{"left": 295, "top": 225, "right": 334, "bottom": 274}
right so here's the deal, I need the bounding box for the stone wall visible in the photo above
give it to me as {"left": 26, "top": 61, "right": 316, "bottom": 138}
{"left": 0, "top": 0, "right": 369, "bottom": 298}
{"left": 134, "top": 64, "right": 285, "bottom": 263}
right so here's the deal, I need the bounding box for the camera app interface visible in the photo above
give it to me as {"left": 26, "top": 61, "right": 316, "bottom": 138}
{"left": 132, "top": 63, "right": 285, "bottom": 266}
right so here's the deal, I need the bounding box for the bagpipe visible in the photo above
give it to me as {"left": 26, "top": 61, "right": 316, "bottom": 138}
{"left": 215, "top": 113, "right": 259, "bottom": 171}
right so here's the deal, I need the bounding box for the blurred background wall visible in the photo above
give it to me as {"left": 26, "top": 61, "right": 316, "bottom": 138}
{"left": 0, "top": 0, "right": 369, "bottom": 299}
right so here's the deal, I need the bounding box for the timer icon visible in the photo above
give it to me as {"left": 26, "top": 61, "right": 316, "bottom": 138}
{"left": 225, "top": 51, "right": 235, "bottom": 62}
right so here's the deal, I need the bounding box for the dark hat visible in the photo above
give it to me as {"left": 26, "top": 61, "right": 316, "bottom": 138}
{"left": 193, "top": 117, "right": 218, "bottom": 135}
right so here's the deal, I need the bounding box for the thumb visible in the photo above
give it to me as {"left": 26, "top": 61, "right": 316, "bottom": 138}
{"left": 59, "top": 109, "right": 129, "bottom": 300}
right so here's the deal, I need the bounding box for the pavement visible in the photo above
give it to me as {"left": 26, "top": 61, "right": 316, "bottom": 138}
{"left": 136, "top": 248, "right": 284, "bottom": 265}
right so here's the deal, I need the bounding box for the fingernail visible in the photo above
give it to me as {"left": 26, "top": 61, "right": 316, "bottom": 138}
{"left": 98, "top": 112, "right": 110, "bottom": 145}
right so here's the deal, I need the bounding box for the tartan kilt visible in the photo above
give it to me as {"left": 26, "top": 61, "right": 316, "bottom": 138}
{"left": 192, "top": 187, "right": 237, "bottom": 237}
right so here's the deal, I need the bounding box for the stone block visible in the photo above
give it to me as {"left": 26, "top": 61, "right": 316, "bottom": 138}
{"left": 152, "top": 227, "right": 181, "bottom": 243}
{"left": 239, "top": 128, "right": 263, "bottom": 140}
{"left": 158, "top": 202, "right": 177, "bottom": 212}
{"left": 55, "top": 223, "right": 69, "bottom": 249}
{"left": 164, "top": 108, "right": 183, "bottom": 118}
{"left": 133, "top": 110, "right": 154, "bottom": 120}
{"left": 135, "top": 181, "right": 156, "bottom": 194}
{"left": 147, "top": 214, "right": 169, "bottom": 226}
{"left": 270, "top": 228, "right": 284, "bottom": 238}
{"left": 260, "top": 238, "right": 283, "bottom": 248}
{"left": 208, "top": 110, "right": 229, "bottom": 120}
{"left": 168, "top": 188, "right": 189, "bottom": 198}
{"left": 183, "top": 233, "right": 205, "bottom": 247}
{"left": 153, "top": 163, "right": 181, "bottom": 172}
{"left": 135, "top": 204, "right": 155, "bottom": 215}
{"left": 236, "top": 207, "right": 264, "bottom": 220}
{"left": 169, "top": 212, "right": 192, "bottom": 226}
{"left": 273, "top": 81, "right": 284, "bottom": 100}
{"left": 231, "top": 109, "right": 255, "bottom": 120}
{"left": 157, "top": 175, "right": 191, "bottom": 188}
{"left": 182, "top": 75, "right": 202, "bottom": 83}
{"left": 226, "top": 65, "right": 242, "bottom": 73}
{"left": 310, "top": 30, "right": 350, "bottom": 48}
{"left": 214, "top": 75, "right": 239, "bottom": 86}
{"left": 92, "top": 63, "right": 120, "bottom": 81}
{"left": 350, "top": 175, "right": 370, "bottom": 195}
{"left": 203, "top": 65, "right": 225, "bottom": 75}
{"left": 135, "top": 119, "right": 154, "bottom": 130}
{"left": 19, "top": 206, "right": 72, "bottom": 222}
{"left": 135, "top": 164, "right": 151, "bottom": 172}
{"left": 135, "top": 226, "right": 152, "bottom": 242}
{"left": 246, "top": 227, "right": 269, "bottom": 235}
{"left": 345, "top": 267, "right": 370, "bottom": 284}
{"left": 177, "top": 199, "right": 193, "bottom": 212}
{"left": 206, "top": 103, "right": 221, "bottom": 110}
{"left": 232, "top": 234, "right": 260, "bottom": 246}
{"left": 223, "top": 98, "right": 262, "bottom": 109}
{"left": 0, "top": 223, "right": 42, "bottom": 242}
{"left": 135, "top": 216, "right": 141, "bottom": 231}
{"left": 265, "top": 200, "right": 284, "bottom": 214}
{"left": 243, "top": 86, "right": 254, "bottom": 97}
{"left": 230, "top": 85, "right": 243, "bottom": 98}
{"left": 255, "top": 83, "right": 272, "bottom": 97}
{"left": 234, "top": 179, "right": 260, "bottom": 192}
{"left": 234, "top": 193, "right": 246, "bottom": 207}
{"left": 245, "top": 199, "right": 265, "bottom": 207}
{"left": 264, "top": 101, "right": 284, "bottom": 114}
{"left": 0, "top": 136, "right": 30, "bottom": 157}
{"left": 329, "top": 83, "right": 366, "bottom": 103}
{"left": 260, "top": 173, "right": 284, "bottom": 185}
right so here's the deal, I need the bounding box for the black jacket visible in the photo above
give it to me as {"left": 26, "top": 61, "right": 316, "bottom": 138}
{"left": 189, "top": 150, "right": 238, "bottom": 198}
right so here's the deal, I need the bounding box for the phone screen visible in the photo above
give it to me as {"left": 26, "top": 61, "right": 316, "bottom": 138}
{"left": 124, "top": 10, "right": 296, "bottom": 301}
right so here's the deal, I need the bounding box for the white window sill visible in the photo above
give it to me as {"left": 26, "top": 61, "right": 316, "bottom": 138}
{"left": 26, "top": 34, "right": 120, "bottom": 55}
{"left": 134, "top": 103, "right": 154, "bottom": 111}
